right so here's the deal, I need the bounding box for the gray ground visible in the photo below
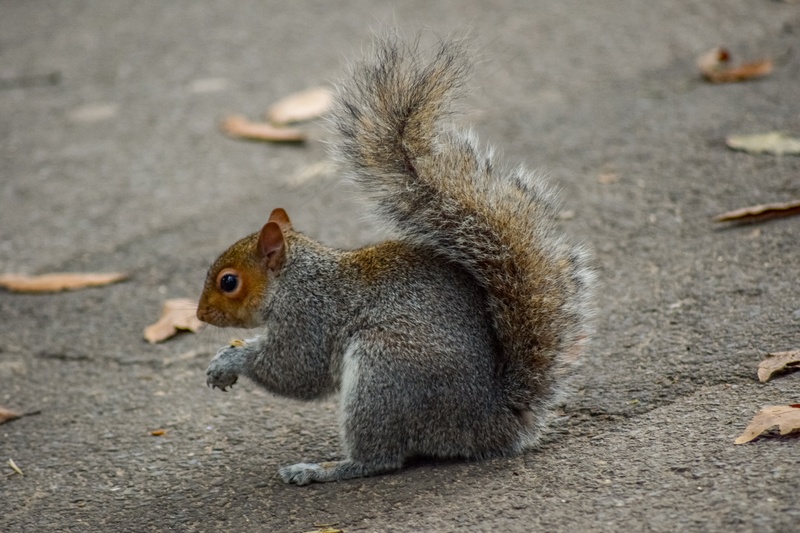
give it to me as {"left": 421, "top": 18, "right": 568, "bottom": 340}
{"left": 2, "top": 1, "right": 799, "bottom": 532}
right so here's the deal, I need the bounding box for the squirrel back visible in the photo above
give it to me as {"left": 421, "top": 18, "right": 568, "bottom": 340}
{"left": 332, "top": 37, "right": 594, "bottom": 415}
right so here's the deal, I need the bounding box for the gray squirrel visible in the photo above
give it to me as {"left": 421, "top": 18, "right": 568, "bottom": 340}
{"left": 197, "top": 36, "right": 594, "bottom": 485}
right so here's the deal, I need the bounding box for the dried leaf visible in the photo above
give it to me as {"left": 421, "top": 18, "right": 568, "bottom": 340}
{"left": 68, "top": 103, "right": 118, "bottom": 123}
{"left": 150, "top": 429, "right": 167, "bottom": 436}
{"left": 758, "top": 350, "right": 800, "bottom": 383}
{"left": 697, "top": 47, "right": 773, "bottom": 83}
{"left": 7, "top": 458, "right": 24, "bottom": 476}
{"left": 0, "top": 272, "right": 129, "bottom": 293}
{"left": 267, "top": 87, "right": 333, "bottom": 125}
{"left": 0, "top": 406, "right": 21, "bottom": 425}
{"left": 144, "top": 298, "right": 205, "bottom": 344}
{"left": 597, "top": 173, "right": 619, "bottom": 185}
{"left": 713, "top": 199, "right": 800, "bottom": 223}
{"left": 726, "top": 132, "right": 800, "bottom": 156}
{"left": 221, "top": 115, "right": 306, "bottom": 143}
{"left": 735, "top": 405, "right": 800, "bottom": 444}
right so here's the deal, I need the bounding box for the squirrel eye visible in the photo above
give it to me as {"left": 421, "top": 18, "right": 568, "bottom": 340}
{"left": 220, "top": 274, "right": 238, "bottom": 293}
{"left": 216, "top": 268, "right": 242, "bottom": 296}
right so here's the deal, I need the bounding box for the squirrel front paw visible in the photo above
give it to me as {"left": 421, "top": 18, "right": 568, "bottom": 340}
{"left": 205, "top": 347, "right": 241, "bottom": 391}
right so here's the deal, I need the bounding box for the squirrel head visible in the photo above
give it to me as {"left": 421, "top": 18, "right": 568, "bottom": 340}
{"left": 197, "top": 208, "right": 292, "bottom": 328}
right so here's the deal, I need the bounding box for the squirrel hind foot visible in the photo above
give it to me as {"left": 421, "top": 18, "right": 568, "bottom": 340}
{"left": 278, "top": 459, "right": 401, "bottom": 485}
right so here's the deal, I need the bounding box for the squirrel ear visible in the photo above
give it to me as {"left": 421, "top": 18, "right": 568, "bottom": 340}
{"left": 258, "top": 221, "right": 287, "bottom": 272}
{"left": 268, "top": 208, "right": 292, "bottom": 231}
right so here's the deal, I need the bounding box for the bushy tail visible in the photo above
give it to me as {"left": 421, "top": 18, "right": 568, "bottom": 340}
{"left": 332, "top": 36, "right": 594, "bottom": 417}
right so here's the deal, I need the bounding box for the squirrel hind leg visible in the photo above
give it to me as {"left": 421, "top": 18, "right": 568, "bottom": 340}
{"left": 278, "top": 458, "right": 402, "bottom": 485}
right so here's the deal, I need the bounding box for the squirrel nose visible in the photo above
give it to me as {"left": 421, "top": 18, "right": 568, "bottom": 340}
{"left": 196, "top": 304, "right": 224, "bottom": 327}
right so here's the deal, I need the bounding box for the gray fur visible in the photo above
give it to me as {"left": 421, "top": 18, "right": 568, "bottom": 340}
{"left": 206, "top": 37, "right": 593, "bottom": 485}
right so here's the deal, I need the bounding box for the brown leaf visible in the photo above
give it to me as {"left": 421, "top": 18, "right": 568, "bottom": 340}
{"left": 150, "top": 429, "right": 167, "bottom": 436}
{"left": 597, "top": 173, "right": 619, "bottom": 185}
{"left": 735, "top": 405, "right": 800, "bottom": 444}
{"left": 697, "top": 47, "right": 773, "bottom": 83}
{"left": 144, "top": 298, "right": 205, "bottom": 344}
{"left": 0, "top": 406, "right": 21, "bottom": 425}
{"left": 758, "top": 350, "right": 800, "bottom": 383}
{"left": 221, "top": 115, "right": 306, "bottom": 143}
{"left": 0, "top": 272, "right": 129, "bottom": 293}
{"left": 267, "top": 87, "right": 333, "bottom": 125}
{"left": 713, "top": 199, "right": 800, "bottom": 223}
{"left": 726, "top": 132, "right": 800, "bottom": 156}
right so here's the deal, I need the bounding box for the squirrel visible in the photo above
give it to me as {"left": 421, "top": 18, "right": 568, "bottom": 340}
{"left": 197, "top": 36, "right": 594, "bottom": 485}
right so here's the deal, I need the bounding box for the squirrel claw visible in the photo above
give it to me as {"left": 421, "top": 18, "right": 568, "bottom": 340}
{"left": 206, "top": 365, "right": 238, "bottom": 391}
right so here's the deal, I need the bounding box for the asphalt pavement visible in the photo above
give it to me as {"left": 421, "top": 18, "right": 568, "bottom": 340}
{"left": 2, "top": 1, "right": 799, "bottom": 531}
